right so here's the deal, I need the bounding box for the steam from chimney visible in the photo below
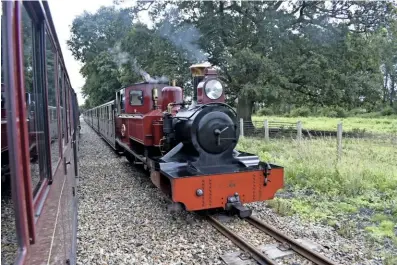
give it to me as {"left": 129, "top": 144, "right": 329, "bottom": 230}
{"left": 156, "top": 9, "right": 208, "bottom": 63}
{"left": 109, "top": 43, "right": 169, "bottom": 84}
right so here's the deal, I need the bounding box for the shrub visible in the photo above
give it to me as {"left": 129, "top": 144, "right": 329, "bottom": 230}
{"left": 381, "top": 106, "right": 395, "bottom": 116}
{"left": 349, "top": 108, "right": 367, "bottom": 116}
{"left": 257, "top": 107, "right": 274, "bottom": 116}
{"left": 319, "top": 106, "right": 347, "bottom": 118}
{"left": 356, "top": 112, "right": 382, "bottom": 118}
{"left": 290, "top": 106, "right": 311, "bottom": 117}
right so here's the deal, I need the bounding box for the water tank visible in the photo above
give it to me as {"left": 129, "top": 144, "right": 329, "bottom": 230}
{"left": 161, "top": 86, "right": 183, "bottom": 112}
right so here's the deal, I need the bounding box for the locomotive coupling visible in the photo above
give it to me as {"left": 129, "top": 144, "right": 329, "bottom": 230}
{"left": 263, "top": 163, "right": 272, "bottom": 186}
{"left": 225, "top": 193, "right": 252, "bottom": 218}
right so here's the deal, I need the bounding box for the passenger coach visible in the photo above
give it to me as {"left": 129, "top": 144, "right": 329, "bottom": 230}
{"left": 1, "top": 1, "right": 80, "bottom": 265}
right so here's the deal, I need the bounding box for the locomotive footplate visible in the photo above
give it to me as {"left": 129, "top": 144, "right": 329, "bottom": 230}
{"left": 153, "top": 151, "right": 284, "bottom": 213}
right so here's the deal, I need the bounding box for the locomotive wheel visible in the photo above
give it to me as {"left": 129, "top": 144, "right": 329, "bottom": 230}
{"left": 167, "top": 202, "right": 185, "bottom": 214}
{"left": 126, "top": 153, "right": 135, "bottom": 163}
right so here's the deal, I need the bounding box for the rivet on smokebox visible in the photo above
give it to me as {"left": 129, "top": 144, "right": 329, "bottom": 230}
{"left": 196, "top": 189, "right": 204, "bottom": 196}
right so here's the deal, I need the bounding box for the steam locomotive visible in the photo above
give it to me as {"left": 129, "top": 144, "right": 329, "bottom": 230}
{"left": 84, "top": 63, "right": 284, "bottom": 217}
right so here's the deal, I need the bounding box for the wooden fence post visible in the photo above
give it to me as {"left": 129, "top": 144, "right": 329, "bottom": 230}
{"left": 240, "top": 118, "right": 244, "bottom": 138}
{"left": 297, "top": 121, "right": 302, "bottom": 141}
{"left": 337, "top": 122, "right": 343, "bottom": 160}
{"left": 264, "top": 119, "right": 269, "bottom": 142}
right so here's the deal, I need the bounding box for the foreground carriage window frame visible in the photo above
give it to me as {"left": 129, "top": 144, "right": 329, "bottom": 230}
{"left": 45, "top": 28, "right": 62, "bottom": 175}
{"left": 2, "top": 2, "right": 34, "bottom": 263}
{"left": 2, "top": 1, "right": 80, "bottom": 264}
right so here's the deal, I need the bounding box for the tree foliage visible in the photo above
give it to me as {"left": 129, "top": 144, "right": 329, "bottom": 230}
{"left": 69, "top": 1, "right": 397, "bottom": 117}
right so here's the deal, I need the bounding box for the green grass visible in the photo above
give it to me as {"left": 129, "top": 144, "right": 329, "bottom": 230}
{"left": 252, "top": 115, "right": 397, "bottom": 134}
{"left": 238, "top": 137, "right": 397, "bottom": 246}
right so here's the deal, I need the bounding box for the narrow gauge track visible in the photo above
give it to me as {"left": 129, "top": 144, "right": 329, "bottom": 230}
{"left": 207, "top": 215, "right": 338, "bottom": 265}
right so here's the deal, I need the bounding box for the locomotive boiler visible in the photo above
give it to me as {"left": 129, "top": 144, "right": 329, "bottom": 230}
{"left": 84, "top": 63, "right": 284, "bottom": 217}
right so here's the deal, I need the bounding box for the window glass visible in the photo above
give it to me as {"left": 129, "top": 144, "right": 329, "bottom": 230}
{"left": 69, "top": 90, "right": 73, "bottom": 132}
{"left": 1, "top": 4, "right": 18, "bottom": 263}
{"left": 22, "top": 6, "right": 49, "bottom": 193}
{"left": 58, "top": 65, "right": 65, "bottom": 146}
{"left": 45, "top": 30, "right": 59, "bottom": 174}
{"left": 130, "top": 90, "right": 143, "bottom": 106}
{"left": 63, "top": 75, "right": 68, "bottom": 143}
{"left": 120, "top": 91, "right": 125, "bottom": 112}
{"left": 67, "top": 86, "right": 71, "bottom": 135}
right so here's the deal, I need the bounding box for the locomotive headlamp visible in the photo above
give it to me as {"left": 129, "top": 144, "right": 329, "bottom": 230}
{"left": 204, "top": 79, "right": 223, "bottom": 100}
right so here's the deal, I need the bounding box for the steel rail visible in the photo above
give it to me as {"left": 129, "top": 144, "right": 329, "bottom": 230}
{"left": 207, "top": 216, "right": 277, "bottom": 265}
{"left": 246, "top": 216, "right": 338, "bottom": 265}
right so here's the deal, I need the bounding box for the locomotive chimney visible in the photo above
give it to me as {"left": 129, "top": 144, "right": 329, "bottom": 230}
{"left": 172, "top": 79, "right": 176, "bottom": 86}
{"left": 189, "top": 62, "right": 211, "bottom": 104}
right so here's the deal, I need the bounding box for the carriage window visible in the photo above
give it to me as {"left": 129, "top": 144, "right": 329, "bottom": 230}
{"left": 63, "top": 75, "right": 68, "bottom": 143}
{"left": 46, "top": 30, "right": 60, "bottom": 174}
{"left": 58, "top": 65, "right": 65, "bottom": 146}
{"left": 69, "top": 90, "right": 72, "bottom": 132}
{"left": 67, "top": 87, "right": 71, "bottom": 135}
{"left": 22, "top": 6, "right": 49, "bottom": 194}
{"left": 1, "top": 90, "right": 5, "bottom": 110}
{"left": 130, "top": 90, "right": 143, "bottom": 106}
{"left": 120, "top": 90, "right": 125, "bottom": 112}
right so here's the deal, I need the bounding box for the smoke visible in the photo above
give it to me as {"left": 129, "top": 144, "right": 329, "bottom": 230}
{"left": 109, "top": 43, "right": 169, "bottom": 84}
{"left": 156, "top": 11, "right": 208, "bottom": 63}
{"left": 108, "top": 10, "right": 208, "bottom": 83}
{"left": 130, "top": 58, "right": 169, "bottom": 84}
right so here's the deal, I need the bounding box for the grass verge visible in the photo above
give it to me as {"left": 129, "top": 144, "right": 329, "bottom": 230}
{"left": 252, "top": 115, "right": 397, "bottom": 134}
{"left": 238, "top": 137, "right": 397, "bottom": 247}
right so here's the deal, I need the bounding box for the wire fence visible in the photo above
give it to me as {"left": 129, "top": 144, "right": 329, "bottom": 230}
{"left": 239, "top": 118, "right": 397, "bottom": 158}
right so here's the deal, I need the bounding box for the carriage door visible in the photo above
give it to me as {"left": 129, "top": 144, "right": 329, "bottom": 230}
{"left": 111, "top": 104, "right": 115, "bottom": 143}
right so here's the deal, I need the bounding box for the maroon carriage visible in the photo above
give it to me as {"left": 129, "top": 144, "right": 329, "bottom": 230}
{"left": 1, "top": 1, "right": 80, "bottom": 264}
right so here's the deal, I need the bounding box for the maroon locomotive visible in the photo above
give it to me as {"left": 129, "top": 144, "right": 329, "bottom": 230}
{"left": 85, "top": 63, "right": 284, "bottom": 217}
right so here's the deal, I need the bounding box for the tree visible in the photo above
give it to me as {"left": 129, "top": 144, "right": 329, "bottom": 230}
{"left": 71, "top": 0, "right": 397, "bottom": 117}
{"left": 145, "top": 1, "right": 396, "bottom": 121}
{"left": 68, "top": 6, "right": 134, "bottom": 64}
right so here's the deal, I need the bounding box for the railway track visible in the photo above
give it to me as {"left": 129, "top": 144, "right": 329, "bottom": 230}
{"left": 207, "top": 215, "right": 338, "bottom": 265}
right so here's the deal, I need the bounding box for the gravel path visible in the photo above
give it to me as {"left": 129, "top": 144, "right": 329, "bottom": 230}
{"left": 77, "top": 120, "right": 238, "bottom": 265}
{"left": 1, "top": 193, "right": 18, "bottom": 265}
{"left": 77, "top": 120, "right": 392, "bottom": 265}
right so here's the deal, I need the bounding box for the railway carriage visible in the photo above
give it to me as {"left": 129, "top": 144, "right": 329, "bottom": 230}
{"left": 1, "top": 1, "right": 80, "bottom": 264}
{"left": 84, "top": 63, "right": 284, "bottom": 217}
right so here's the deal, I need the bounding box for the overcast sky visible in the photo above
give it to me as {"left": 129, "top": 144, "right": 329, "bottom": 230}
{"left": 48, "top": 0, "right": 147, "bottom": 105}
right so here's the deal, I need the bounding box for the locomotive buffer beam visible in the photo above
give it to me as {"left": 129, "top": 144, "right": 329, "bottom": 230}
{"left": 225, "top": 193, "right": 252, "bottom": 218}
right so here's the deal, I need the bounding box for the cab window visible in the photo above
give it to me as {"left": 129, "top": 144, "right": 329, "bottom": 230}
{"left": 130, "top": 90, "right": 143, "bottom": 106}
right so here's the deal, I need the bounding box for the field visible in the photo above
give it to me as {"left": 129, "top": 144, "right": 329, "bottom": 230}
{"left": 237, "top": 118, "right": 397, "bottom": 252}
{"left": 252, "top": 115, "right": 397, "bottom": 134}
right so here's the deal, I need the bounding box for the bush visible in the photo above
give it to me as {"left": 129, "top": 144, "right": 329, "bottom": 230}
{"left": 290, "top": 107, "right": 311, "bottom": 117}
{"left": 319, "top": 106, "right": 347, "bottom": 118}
{"left": 257, "top": 107, "right": 274, "bottom": 116}
{"left": 356, "top": 112, "right": 382, "bottom": 118}
{"left": 349, "top": 108, "right": 367, "bottom": 116}
{"left": 381, "top": 106, "right": 395, "bottom": 116}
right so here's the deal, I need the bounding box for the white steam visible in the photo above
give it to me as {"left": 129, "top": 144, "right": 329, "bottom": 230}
{"left": 157, "top": 20, "right": 208, "bottom": 63}
{"left": 109, "top": 43, "right": 169, "bottom": 84}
